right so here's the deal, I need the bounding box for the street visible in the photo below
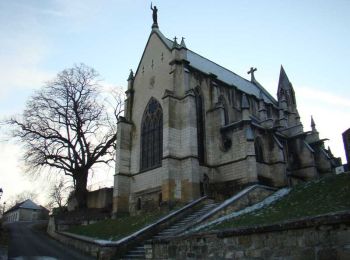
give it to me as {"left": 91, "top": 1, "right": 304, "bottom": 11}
{"left": 6, "top": 221, "right": 94, "bottom": 260}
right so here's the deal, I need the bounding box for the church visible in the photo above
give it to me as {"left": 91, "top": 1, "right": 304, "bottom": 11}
{"left": 112, "top": 9, "right": 339, "bottom": 216}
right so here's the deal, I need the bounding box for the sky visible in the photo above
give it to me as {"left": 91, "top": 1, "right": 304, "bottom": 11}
{"left": 0, "top": 0, "right": 349, "bottom": 207}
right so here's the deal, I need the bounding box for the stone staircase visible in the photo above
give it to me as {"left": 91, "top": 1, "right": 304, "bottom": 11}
{"left": 122, "top": 200, "right": 219, "bottom": 259}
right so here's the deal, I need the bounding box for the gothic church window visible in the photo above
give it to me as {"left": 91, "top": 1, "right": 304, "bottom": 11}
{"left": 254, "top": 137, "right": 264, "bottom": 163}
{"left": 141, "top": 98, "right": 163, "bottom": 171}
{"left": 195, "top": 87, "right": 205, "bottom": 165}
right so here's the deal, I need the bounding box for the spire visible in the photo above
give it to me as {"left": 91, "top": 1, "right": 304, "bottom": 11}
{"left": 127, "top": 69, "right": 134, "bottom": 81}
{"left": 180, "top": 37, "right": 187, "bottom": 49}
{"left": 277, "top": 65, "right": 293, "bottom": 99}
{"left": 311, "top": 115, "right": 317, "bottom": 132}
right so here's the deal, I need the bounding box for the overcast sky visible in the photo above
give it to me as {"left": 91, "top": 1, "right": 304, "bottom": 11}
{"left": 0, "top": 0, "right": 349, "bottom": 206}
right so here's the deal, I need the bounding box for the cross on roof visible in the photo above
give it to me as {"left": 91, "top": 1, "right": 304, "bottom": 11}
{"left": 247, "top": 67, "right": 257, "bottom": 82}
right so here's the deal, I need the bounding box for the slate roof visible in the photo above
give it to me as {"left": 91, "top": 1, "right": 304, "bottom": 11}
{"left": 4, "top": 199, "right": 43, "bottom": 214}
{"left": 152, "top": 28, "right": 277, "bottom": 105}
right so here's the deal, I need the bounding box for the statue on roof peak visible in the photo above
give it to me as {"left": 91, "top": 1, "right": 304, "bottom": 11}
{"left": 150, "top": 3, "right": 158, "bottom": 26}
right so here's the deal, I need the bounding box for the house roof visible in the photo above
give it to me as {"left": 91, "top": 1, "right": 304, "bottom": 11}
{"left": 149, "top": 28, "right": 277, "bottom": 105}
{"left": 4, "top": 199, "right": 43, "bottom": 214}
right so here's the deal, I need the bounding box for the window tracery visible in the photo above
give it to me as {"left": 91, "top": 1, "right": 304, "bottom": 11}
{"left": 141, "top": 98, "right": 163, "bottom": 171}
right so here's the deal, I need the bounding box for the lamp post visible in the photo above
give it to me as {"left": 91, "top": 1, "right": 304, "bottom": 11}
{"left": 2, "top": 202, "right": 5, "bottom": 216}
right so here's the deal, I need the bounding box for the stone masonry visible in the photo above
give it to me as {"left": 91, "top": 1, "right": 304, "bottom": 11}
{"left": 112, "top": 15, "right": 340, "bottom": 216}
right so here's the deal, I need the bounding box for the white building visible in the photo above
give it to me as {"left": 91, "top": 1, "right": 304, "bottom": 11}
{"left": 3, "top": 199, "right": 49, "bottom": 223}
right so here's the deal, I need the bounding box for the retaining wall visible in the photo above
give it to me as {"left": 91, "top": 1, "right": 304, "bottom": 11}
{"left": 147, "top": 212, "right": 350, "bottom": 259}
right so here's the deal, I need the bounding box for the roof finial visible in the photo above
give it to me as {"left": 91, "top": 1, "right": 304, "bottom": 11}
{"left": 180, "top": 37, "right": 187, "bottom": 49}
{"left": 150, "top": 3, "right": 158, "bottom": 29}
{"left": 247, "top": 67, "right": 257, "bottom": 82}
{"left": 127, "top": 69, "right": 134, "bottom": 81}
{"left": 172, "top": 36, "right": 178, "bottom": 49}
{"left": 311, "top": 115, "right": 317, "bottom": 132}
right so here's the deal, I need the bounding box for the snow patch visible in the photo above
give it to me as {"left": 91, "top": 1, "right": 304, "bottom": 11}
{"left": 189, "top": 188, "right": 290, "bottom": 233}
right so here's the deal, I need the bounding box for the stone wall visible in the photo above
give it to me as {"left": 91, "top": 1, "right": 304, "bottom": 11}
{"left": 195, "top": 185, "right": 275, "bottom": 226}
{"left": 148, "top": 212, "right": 350, "bottom": 259}
{"left": 68, "top": 188, "right": 113, "bottom": 212}
{"left": 48, "top": 197, "right": 208, "bottom": 259}
{"left": 87, "top": 188, "right": 113, "bottom": 209}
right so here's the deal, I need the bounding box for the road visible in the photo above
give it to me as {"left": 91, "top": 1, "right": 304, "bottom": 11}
{"left": 6, "top": 221, "right": 94, "bottom": 260}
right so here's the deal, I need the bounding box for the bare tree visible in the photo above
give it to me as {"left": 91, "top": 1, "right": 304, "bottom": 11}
{"left": 6, "top": 64, "right": 123, "bottom": 209}
{"left": 49, "top": 178, "right": 73, "bottom": 210}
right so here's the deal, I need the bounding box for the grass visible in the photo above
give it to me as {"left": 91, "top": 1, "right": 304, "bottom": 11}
{"left": 211, "top": 173, "right": 350, "bottom": 230}
{"left": 67, "top": 211, "right": 165, "bottom": 241}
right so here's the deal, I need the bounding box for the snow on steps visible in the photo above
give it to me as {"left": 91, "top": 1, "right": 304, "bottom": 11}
{"left": 188, "top": 187, "right": 291, "bottom": 233}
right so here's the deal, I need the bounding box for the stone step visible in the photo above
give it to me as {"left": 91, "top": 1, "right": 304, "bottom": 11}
{"left": 158, "top": 230, "right": 178, "bottom": 234}
{"left": 173, "top": 221, "right": 191, "bottom": 226}
{"left": 123, "top": 200, "right": 221, "bottom": 258}
{"left": 126, "top": 249, "right": 145, "bottom": 254}
{"left": 170, "top": 222, "right": 190, "bottom": 227}
{"left": 152, "top": 236, "right": 164, "bottom": 239}
{"left": 157, "top": 231, "right": 175, "bottom": 235}
{"left": 123, "top": 251, "right": 145, "bottom": 256}
{"left": 162, "top": 227, "right": 181, "bottom": 232}
{"left": 128, "top": 248, "right": 145, "bottom": 253}
{"left": 122, "top": 254, "right": 145, "bottom": 259}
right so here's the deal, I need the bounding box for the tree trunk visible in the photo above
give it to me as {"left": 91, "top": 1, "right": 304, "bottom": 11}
{"left": 74, "top": 169, "right": 88, "bottom": 209}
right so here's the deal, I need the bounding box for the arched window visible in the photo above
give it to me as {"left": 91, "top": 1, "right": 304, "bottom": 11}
{"left": 195, "top": 87, "right": 205, "bottom": 165}
{"left": 255, "top": 137, "right": 264, "bottom": 163}
{"left": 141, "top": 98, "right": 163, "bottom": 171}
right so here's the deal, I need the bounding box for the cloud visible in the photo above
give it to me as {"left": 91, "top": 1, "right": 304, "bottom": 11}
{"left": 297, "top": 87, "right": 350, "bottom": 108}
{"left": 296, "top": 86, "right": 349, "bottom": 162}
{"left": 0, "top": 142, "right": 48, "bottom": 205}
{"left": 0, "top": 3, "right": 54, "bottom": 113}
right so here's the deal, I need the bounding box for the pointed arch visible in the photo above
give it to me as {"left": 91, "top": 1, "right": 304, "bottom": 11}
{"left": 254, "top": 137, "right": 264, "bottom": 163}
{"left": 195, "top": 87, "right": 206, "bottom": 165}
{"left": 140, "top": 97, "right": 163, "bottom": 171}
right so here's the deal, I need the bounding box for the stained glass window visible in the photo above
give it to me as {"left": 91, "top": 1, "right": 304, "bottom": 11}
{"left": 141, "top": 98, "right": 163, "bottom": 171}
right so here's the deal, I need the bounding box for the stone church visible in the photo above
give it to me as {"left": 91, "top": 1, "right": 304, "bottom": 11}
{"left": 112, "top": 12, "right": 339, "bottom": 216}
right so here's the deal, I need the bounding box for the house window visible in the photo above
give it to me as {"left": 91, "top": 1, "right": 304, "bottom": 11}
{"left": 195, "top": 88, "right": 205, "bottom": 165}
{"left": 140, "top": 98, "right": 163, "bottom": 171}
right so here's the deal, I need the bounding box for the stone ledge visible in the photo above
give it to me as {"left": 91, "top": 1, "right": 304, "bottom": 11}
{"left": 216, "top": 210, "right": 350, "bottom": 238}
{"left": 151, "top": 210, "right": 350, "bottom": 243}
{"left": 48, "top": 196, "right": 208, "bottom": 258}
